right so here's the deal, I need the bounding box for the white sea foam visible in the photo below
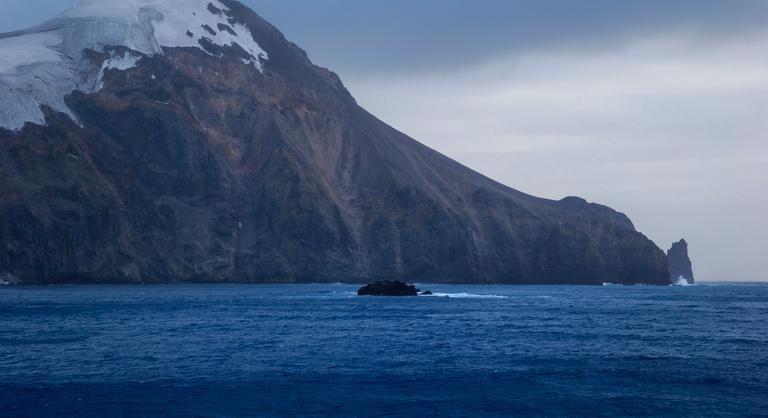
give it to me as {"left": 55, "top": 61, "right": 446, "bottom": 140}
{"left": 0, "top": 273, "right": 17, "bottom": 285}
{"left": 422, "top": 292, "right": 507, "bottom": 299}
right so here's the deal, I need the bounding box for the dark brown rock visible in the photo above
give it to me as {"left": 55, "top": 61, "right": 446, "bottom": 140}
{"left": 668, "top": 239, "right": 695, "bottom": 284}
{"left": 0, "top": 1, "right": 671, "bottom": 285}
{"left": 358, "top": 281, "right": 418, "bottom": 297}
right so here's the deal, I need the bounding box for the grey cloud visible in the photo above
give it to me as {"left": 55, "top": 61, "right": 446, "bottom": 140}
{"left": 246, "top": 0, "right": 768, "bottom": 75}
{"left": 4, "top": 0, "right": 768, "bottom": 77}
{"left": 343, "top": 34, "right": 768, "bottom": 280}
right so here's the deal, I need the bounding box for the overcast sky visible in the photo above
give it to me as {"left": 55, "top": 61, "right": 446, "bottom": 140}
{"left": 2, "top": 1, "right": 767, "bottom": 281}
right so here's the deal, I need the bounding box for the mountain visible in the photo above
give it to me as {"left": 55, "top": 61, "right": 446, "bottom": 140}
{"left": 667, "top": 239, "right": 695, "bottom": 285}
{"left": 0, "top": 0, "right": 672, "bottom": 285}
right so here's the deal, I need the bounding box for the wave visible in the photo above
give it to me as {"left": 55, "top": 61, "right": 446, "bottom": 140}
{"left": 422, "top": 292, "right": 508, "bottom": 299}
{"left": 673, "top": 277, "right": 695, "bottom": 286}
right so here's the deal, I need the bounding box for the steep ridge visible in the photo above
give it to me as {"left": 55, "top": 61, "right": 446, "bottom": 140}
{"left": 0, "top": 0, "right": 671, "bottom": 284}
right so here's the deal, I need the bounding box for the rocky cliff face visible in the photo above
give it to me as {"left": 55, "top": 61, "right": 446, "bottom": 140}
{"left": 0, "top": 0, "right": 672, "bottom": 285}
{"left": 668, "top": 239, "right": 695, "bottom": 284}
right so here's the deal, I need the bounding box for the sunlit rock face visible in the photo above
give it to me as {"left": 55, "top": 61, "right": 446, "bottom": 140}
{"left": 0, "top": 0, "right": 671, "bottom": 285}
{"left": 668, "top": 239, "right": 695, "bottom": 285}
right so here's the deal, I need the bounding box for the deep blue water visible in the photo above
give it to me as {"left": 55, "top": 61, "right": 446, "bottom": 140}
{"left": 1, "top": 283, "right": 767, "bottom": 417}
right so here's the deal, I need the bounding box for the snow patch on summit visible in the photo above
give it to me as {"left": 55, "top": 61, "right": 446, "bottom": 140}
{"left": 61, "top": 0, "right": 267, "bottom": 69}
{"left": 97, "top": 50, "right": 143, "bottom": 90}
{"left": 0, "top": 33, "right": 62, "bottom": 73}
{"left": 0, "top": 32, "right": 80, "bottom": 129}
{"left": 0, "top": 0, "right": 268, "bottom": 131}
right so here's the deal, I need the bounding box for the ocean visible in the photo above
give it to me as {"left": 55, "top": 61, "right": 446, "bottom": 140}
{"left": 1, "top": 283, "right": 766, "bottom": 417}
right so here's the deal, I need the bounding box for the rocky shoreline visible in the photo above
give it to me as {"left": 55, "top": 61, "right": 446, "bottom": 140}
{"left": 0, "top": 272, "right": 20, "bottom": 285}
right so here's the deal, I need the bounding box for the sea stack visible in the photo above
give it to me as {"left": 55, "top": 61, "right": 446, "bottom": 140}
{"left": 667, "top": 239, "right": 695, "bottom": 284}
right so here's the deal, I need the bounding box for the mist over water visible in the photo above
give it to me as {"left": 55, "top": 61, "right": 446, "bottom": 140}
{"left": 1, "top": 283, "right": 766, "bottom": 416}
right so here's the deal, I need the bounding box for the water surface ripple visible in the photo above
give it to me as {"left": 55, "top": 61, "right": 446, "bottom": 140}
{"left": 1, "top": 284, "right": 766, "bottom": 417}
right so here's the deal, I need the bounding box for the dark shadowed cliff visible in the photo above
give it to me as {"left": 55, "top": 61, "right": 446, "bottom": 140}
{"left": 668, "top": 239, "right": 695, "bottom": 284}
{"left": 0, "top": 0, "right": 671, "bottom": 285}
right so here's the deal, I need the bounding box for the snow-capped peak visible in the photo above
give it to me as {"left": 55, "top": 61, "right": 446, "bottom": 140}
{"left": 59, "top": 0, "right": 267, "bottom": 66}
{"left": 0, "top": 0, "right": 268, "bottom": 130}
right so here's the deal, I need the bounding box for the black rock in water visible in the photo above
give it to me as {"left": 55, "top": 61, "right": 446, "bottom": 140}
{"left": 358, "top": 281, "right": 419, "bottom": 297}
{"left": 0, "top": 0, "right": 672, "bottom": 285}
{"left": 668, "top": 239, "right": 695, "bottom": 284}
{"left": 420, "top": 291, "right": 433, "bottom": 296}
